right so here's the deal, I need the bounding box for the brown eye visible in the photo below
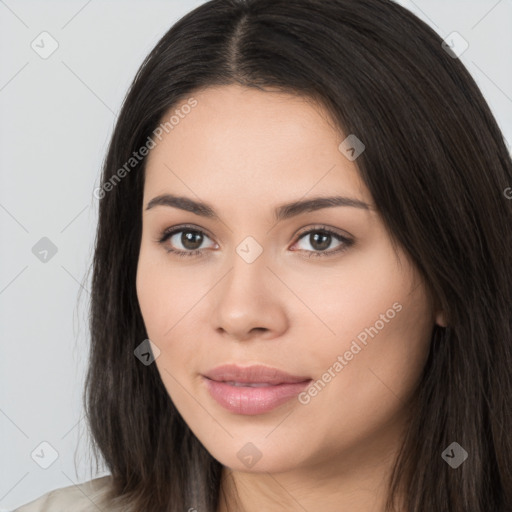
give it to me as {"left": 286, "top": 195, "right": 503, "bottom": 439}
{"left": 292, "top": 227, "right": 354, "bottom": 258}
{"left": 158, "top": 225, "right": 217, "bottom": 257}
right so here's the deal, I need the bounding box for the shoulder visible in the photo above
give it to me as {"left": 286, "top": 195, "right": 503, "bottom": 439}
{"left": 13, "top": 475, "right": 114, "bottom": 512}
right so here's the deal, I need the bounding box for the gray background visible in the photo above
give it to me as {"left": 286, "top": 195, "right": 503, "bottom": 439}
{"left": 1, "top": 0, "right": 511, "bottom": 510}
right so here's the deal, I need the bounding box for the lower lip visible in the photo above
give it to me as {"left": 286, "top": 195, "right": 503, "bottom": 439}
{"left": 203, "top": 377, "right": 311, "bottom": 415}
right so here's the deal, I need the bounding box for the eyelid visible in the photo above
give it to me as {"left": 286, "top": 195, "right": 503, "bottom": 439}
{"left": 158, "top": 223, "right": 216, "bottom": 243}
{"left": 294, "top": 224, "right": 352, "bottom": 240}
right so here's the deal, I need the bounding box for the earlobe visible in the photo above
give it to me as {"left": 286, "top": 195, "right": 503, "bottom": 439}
{"left": 430, "top": 288, "right": 448, "bottom": 327}
{"left": 435, "top": 310, "right": 448, "bottom": 327}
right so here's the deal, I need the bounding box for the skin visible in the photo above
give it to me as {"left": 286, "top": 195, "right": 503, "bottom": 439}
{"left": 136, "top": 84, "right": 447, "bottom": 512}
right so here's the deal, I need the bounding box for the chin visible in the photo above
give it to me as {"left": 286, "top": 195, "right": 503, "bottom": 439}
{"left": 199, "top": 434, "right": 310, "bottom": 474}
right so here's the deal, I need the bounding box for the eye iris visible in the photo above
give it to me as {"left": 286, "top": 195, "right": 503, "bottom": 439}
{"left": 310, "top": 232, "right": 331, "bottom": 251}
{"left": 182, "top": 231, "right": 203, "bottom": 250}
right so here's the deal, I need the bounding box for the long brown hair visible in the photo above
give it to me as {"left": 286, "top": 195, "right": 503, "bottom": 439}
{"left": 84, "top": 0, "right": 512, "bottom": 510}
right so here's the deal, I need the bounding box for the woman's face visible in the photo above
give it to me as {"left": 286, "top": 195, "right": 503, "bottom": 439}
{"left": 136, "top": 84, "right": 444, "bottom": 475}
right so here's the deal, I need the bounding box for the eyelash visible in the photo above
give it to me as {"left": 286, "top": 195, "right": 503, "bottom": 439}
{"left": 156, "top": 224, "right": 354, "bottom": 259}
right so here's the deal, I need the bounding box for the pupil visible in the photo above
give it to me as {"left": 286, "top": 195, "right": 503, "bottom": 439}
{"left": 182, "top": 231, "right": 202, "bottom": 250}
{"left": 311, "top": 232, "right": 330, "bottom": 251}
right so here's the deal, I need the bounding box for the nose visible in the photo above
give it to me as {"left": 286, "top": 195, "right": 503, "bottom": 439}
{"left": 211, "top": 249, "right": 289, "bottom": 342}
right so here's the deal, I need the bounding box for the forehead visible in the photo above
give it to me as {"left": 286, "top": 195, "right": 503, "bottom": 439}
{"left": 144, "top": 84, "right": 372, "bottom": 207}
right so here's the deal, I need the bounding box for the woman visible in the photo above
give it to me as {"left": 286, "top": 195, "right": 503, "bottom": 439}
{"left": 15, "top": 0, "right": 512, "bottom": 510}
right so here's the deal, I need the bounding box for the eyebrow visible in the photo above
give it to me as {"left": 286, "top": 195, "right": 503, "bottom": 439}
{"left": 145, "top": 193, "right": 372, "bottom": 222}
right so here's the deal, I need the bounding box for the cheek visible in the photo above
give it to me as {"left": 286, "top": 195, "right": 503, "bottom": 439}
{"left": 288, "top": 239, "right": 412, "bottom": 348}
{"left": 135, "top": 261, "right": 159, "bottom": 331}
{"left": 136, "top": 258, "right": 196, "bottom": 412}
{"left": 294, "top": 274, "right": 433, "bottom": 456}
{"left": 136, "top": 247, "right": 203, "bottom": 337}
{"left": 135, "top": 250, "right": 206, "bottom": 379}
{"left": 300, "top": 243, "right": 433, "bottom": 399}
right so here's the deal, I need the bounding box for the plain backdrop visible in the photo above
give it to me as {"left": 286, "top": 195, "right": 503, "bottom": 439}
{"left": 1, "top": 0, "right": 511, "bottom": 510}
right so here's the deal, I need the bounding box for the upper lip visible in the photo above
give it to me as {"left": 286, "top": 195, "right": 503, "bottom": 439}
{"left": 203, "top": 364, "right": 311, "bottom": 385}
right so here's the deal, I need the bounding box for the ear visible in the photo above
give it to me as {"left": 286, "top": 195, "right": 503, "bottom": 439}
{"left": 430, "top": 290, "right": 448, "bottom": 327}
{"left": 435, "top": 309, "right": 448, "bottom": 327}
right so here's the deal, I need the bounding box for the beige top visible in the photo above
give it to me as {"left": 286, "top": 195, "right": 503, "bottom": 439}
{"left": 13, "top": 475, "right": 114, "bottom": 512}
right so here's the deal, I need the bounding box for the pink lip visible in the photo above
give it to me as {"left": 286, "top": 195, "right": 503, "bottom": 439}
{"left": 202, "top": 364, "right": 312, "bottom": 415}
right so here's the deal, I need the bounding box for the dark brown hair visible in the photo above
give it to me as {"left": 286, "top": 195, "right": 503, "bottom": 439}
{"left": 84, "top": 0, "right": 512, "bottom": 510}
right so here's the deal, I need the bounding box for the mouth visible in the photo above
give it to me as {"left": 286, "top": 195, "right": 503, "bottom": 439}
{"left": 202, "top": 364, "right": 312, "bottom": 415}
